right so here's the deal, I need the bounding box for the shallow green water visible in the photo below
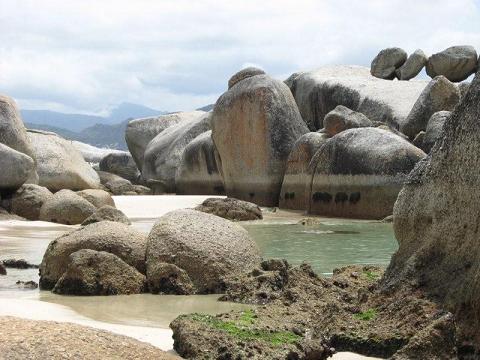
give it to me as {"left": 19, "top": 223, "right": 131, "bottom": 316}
{"left": 244, "top": 218, "right": 397, "bottom": 275}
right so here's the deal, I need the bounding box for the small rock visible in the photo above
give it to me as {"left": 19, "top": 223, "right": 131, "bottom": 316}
{"left": 323, "top": 105, "right": 372, "bottom": 137}
{"left": 2, "top": 259, "right": 39, "bottom": 269}
{"left": 15, "top": 280, "right": 38, "bottom": 289}
{"left": 195, "top": 197, "right": 263, "bottom": 221}
{"left": 0, "top": 263, "right": 6, "bottom": 275}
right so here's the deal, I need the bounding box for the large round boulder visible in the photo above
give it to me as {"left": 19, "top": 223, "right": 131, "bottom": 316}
{"left": 39, "top": 189, "right": 97, "bottom": 225}
{"left": 370, "top": 47, "right": 407, "bottom": 80}
{"left": 308, "top": 128, "right": 426, "bottom": 219}
{"left": 279, "top": 132, "right": 329, "bottom": 210}
{"left": 383, "top": 70, "right": 480, "bottom": 349}
{"left": 0, "top": 95, "right": 37, "bottom": 183}
{"left": 323, "top": 105, "right": 372, "bottom": 136}
{"left": 99, "top": 152, "right": 140, "bottom": 184}
{"left": 146, "top": 209, "right": 261, "bottom": 294}
{"left": 422, "top": 111, "right": 451, "bottom": 153}
{"left": 286, "top": 65, "right": 429, "bottom": 131}
{"left": 28, "top": 130, "right": 100, "bottom": 191}
{"left": 195, "top": 197, "right": 262, "bottom": 221}
{"left": 0, "top": 143, "right": 35, "bottom": 190}
{"left": 175, "top": 131, "right": 225, "bottom": 195}
{"left": 81, "top": 205, "right": 130, "bottom": 226}
{"left": 126, "top": 111, "right": 204, "bottom": 171}
{"left": 76, "top": 189, "right": 115, "bottom": 208}
{"left": 212, "top": 72, "right": 309, "bottom": 206}
{"left": 8, "top": 184, "right": 53, "bottom": 220}
{"left": 400, "top": 76, "right": 460, "bottom": 139}
{"left": 395, "top": 49, "right": 428, "bottom": 81}
{"left": 53, "top": 249, "right": 145, "bottom": 295}
{"left": 426, "top": 45, "right": 478, "bottom": 82}
{"left": 142, "top": 112, "right": 212, "bottom": 193}
{"left": 39, "top": 221, "right": 147, "bottom": 290}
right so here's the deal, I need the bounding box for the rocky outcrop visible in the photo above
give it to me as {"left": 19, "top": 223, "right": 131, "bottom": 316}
{"left": 39, "top": 190, "right": 96, "bottom": 225}
{"left": 323, "top": 105, "right": 372, "bottom": 136}
{"left": 195, "top": 197, "right": 262, "bottom": 221}
{"left": 0, "top": 143, "right": 35, "bottom": 190}
{"left": 458, "top": 82, "right": 471, "bottom": 98}
{"left": 279, "top": 132, "right": 329, "bottom": 210}
{"left": 286, "top": 66, "right": 428, "bottom": 131}
{"left": 212, "top": 72, "right": 308, "bottom": 206}
{"left": 422, "top": 111, "right": 451, "bottom": 153}
{"left": 228, "top": 67, "right": 266, "bottom": 89}
{"left": 126, "top": 111, "right": 204, "bottom": 171}
{"left": 76, "top": 189, "right": 115, "bottom": 209}
{"left": 28, "top": 130, "right": 100, "bottom": 191}
{"left": 383, "top": 69, "right": 480, "bottom": 350}
{"left": 99, "top": 152, "right": 140, "bottom": 184}
{"left": 81, "top": 205, "right": 130, "bottom": 226}
{"left": 53, "top": 249, "right": 145, "bottom": 295}
{"left": 175, "top": 131, "right": 224, "bottom": 195}
{"left": 146, "top": 209, "right": 260, "bottom": 294}
{"left": 308, "top": 128, "right": 425, "bottom": 219}
{"left": 395, "top": 49, "right": 428, "bottom": 80}
{"left": 426, "top": 45, "right": 478, "bottom": 82}
{"left": 0, "top": 95, "right": 37, "bottom": 183}
{"left": 142, "top": 112, "right": 211, "bottom": 193}
{"left": 40, "top": 221, "right": 147, "bottom": 290}
{"left": 400, "top": 76, "right": 460, "bottom": 139}
{"left": 370, "top": 47, "right": 407, "bottom": 79}
{"left": 8, "top": 184, "right": 53, "bottom": 220}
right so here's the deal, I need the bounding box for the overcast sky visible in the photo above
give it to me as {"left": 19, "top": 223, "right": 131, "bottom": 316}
{"left": 1, "top": 0, "right": 479, "bottom": 115}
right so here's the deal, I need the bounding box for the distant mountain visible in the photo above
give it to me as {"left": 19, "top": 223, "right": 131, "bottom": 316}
{"left": 196, "top": 104, "right": 215, "bottom": 112}
{"left": 22, "top": 102, "right": 166, "bottom": 132}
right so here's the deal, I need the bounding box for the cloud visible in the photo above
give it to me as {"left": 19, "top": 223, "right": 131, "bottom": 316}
{"left": 0, "top": 0, "right": 479, "bottom": 114}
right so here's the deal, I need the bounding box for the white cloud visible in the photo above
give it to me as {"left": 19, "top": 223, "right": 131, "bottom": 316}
{"left": 0, "top": 0, "right": 479, "bottom": 114}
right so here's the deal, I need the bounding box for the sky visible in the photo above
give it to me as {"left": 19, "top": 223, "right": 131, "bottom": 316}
{"left": 0, "top": 0, "right": 479, "bottom": 115}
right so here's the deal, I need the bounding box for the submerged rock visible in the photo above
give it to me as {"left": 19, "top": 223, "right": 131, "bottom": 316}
{"left": 81, "top": 205, "right": 130, "bottom": 226}
{"left": 279, "top": 132, "right": 329, "bottom": 210}
{"left": 2, "top": 259, "right": 39, "bottom": 269}
{"left": 146, "top": 209, "right": 261, "bottom": 294}
{"left": 212, "top": 72, "right": 308, "bottom": 206}
{"left": 370, "top": 47, "right": 407, "bottom": 80}
{"left": 426, "top": 45, "right": 478, "bottom": 82}
{"left": 53, "top": 249, "right": 145, "bottom": 295}
{"left": 39, "top": 190, "right": 97, "bottom": 225}
{"left": 195, "top": 197, "right": 262, "bottom": 221}
{"left": 175, "top": 131, "right": 224, "bottom": 195}
{"left": 15, "top": 280, "right": 38, "bottom": 289}
{"left": 39, "top": 221, "right": 147, "bottom": 290}
{"left": 308, "top": 128, "right": 425, "bottom": 219}
{"left": 383, "top": 68, "right": 480, "bottom": 350}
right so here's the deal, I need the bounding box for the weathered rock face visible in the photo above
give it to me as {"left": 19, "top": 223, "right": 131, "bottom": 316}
{"left": 99, "top": 152, "right": 140, "bottom": 184}
{"left": 28, "top": 130, "right": 100, "bottom": 191}
{"left": 53, "top": 249, "right": 145, "bottom": 295}
{"left": 0, "top": 143, "right": 35, "bottom": 190}
{"left": 426, "top": 45, "right": 478, "bottom": 82}
{"left": 146, "top": 209, "right": 261, "bottom": 294}
{"left": 0, "top": 95, "right": 37, "bottom": 183}
{"left": 395, "top": 49, "right": 428, "bottom": 81}
{"left": 81, "top": 205, "right": 131, "bottom": 226}
{"left": 212, "top": 73, "right": 308, "bottom": 206}
{"left": 287, "top": 66, "right": 429, "bottom": 131}
{"left": 76, "top": 189, "right": 115, "bottom": 209}
{"left": 175, "top": 131, "right": 224, "bottom": 195}
{"left": 39, "top": 189, "right": 97, "bottom": 225}
{"left": 147, "top": 262, "right": 195, "bottom": 295}
{"left": 228, "top": 67, "right": 266, "bottom": 89}
{"left": 9, "top": 184, "right": 53, "bottom": 220}
{"left": 458, "top": 82, "right": 471, "bottom": 98}
{"left": 370, "top": 47, "right": 407, "bottom": 80}
{"left": 383, "top": 70, "right": 480, "bottom": 349}
{"left": 308, "top": 128, "right": 426, "bottom": 219}
{"left": 400, "top": 76, "right": 460, "bottom": 139}
{"left": 422, "top": 111, "right": 451, "bottom": 153}
{"left": 39, "top": 221, "right": 147, "bottom": 290}
{"left": 195, "top": 197, "right": 262, "bottom": 221}
{"left": 125, "top": 111, "right": 204, "bottom": 171}
{"left": 323, "top": 105, "right": 373, "bottom": 136}
{"left": 279, "top": 132, "right": 329, "bottom": 210}
{"left": 142, "top": 112, "right": 211, "bottom": 193}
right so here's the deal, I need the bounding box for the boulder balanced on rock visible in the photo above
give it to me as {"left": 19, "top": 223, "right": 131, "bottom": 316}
{"left": 426, "top": 45, "right": 478, "bottom": 82}
{"left": 323, "top": 105, "right": 372, "bottom": 137}
{"left": 308, "top": 128, "right": 426, "bottom": 219}
{"left": 212, "top": 69, "right": 309, "bottom": 206}
{"left": 395, "top": 49, "right": 428, "bottom": 81}
{"left": 370, "top": 47, "right": 407, "bottom": 80}
{"left": 383, "top": 69, "right": 480, "bottom": 350}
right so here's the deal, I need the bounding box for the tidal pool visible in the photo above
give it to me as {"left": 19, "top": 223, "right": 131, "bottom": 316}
{"left": 0, "top": 196, "right": 394, "bottom": 359}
